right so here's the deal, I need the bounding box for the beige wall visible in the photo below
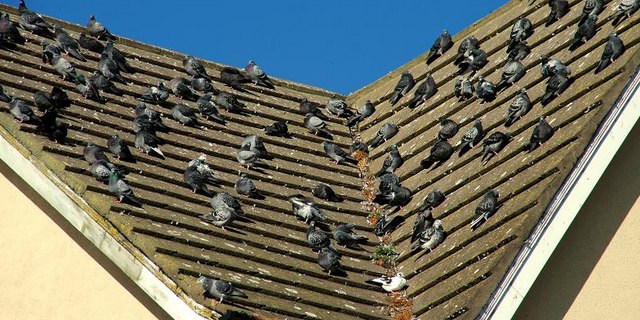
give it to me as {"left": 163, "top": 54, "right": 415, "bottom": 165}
{"left": 0, "top": 162, "right": 171, "bottom": 320}
{"left": 514, "top": 119, "right": 640, "bottom": 320}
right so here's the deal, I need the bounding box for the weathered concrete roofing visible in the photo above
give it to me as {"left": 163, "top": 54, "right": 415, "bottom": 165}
{"left": 0, "top": 0, "right": 639, "bottom": 319}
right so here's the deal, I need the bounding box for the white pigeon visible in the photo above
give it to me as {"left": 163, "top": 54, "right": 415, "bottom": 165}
{"left": 366, "top": 272, "right": 407, "bottom": 292}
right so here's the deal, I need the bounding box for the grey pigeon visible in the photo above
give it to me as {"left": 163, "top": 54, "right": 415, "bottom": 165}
{"left": 83, "top": 143, "right": 109, "bottom": 164}
{"left": 288, "top": 194, "right": 326, "bottom": 223}
{"left": 244, "top": 60, "right": 275, "bottom": 89}
{"left": 326, "top": 96, "right": 351, "bottom": 117}
{"left": 38, "top": 109, "right": 66, "bottom": 144}
{"left": 103, "top": 40, "right": 134, "bottom": 74}
{"left": 580, "top": 0, "right": 604, "bottom": 26}
{"left": 569, "top": 14, "right": 597, "bottom": 51}
{"left": 305, "top": 113, "right": 332, "bottom": 137}
{"left": 197, "top": 276, "right": 247, "bottom": 305}
{"left": 200, "top": 206, "right": 236, "bottom": 229}
{"left": 90, "top": 160, "right": 115, "bottom": 182}
{"left": 411, "top": 209, "right": 435, "bottom": 245}
{"left": 34, "top": 86, "right": 69, "bottom": 110}
{"left": 9, "top": 97, "right": 40, "bottom": 124}
{"left": 471, "top": 189, "right": 500, "bottom": 230}
{"left": 546, "top": 0, "right": 569, "bottom": 27}
{"left": 90, "top": 70, "right": 123, "bottom": 95}
{"left": 312, "top": 183, "right": 343, "bottom": 202}
{"left": 53, "top": 24, "right": 86, "bottom": 62}
{"left": 595, "top": 33, "right": 625, "bottom": 74}
{"left": 333, "top": 223, "right": 368, "bottom": 250}
{"left": 0, "top": 13, "right": 25, "bottom": 48}
{"left": 438, "top": 119, "right": 459, "bottom": 141}
{"left": 108, "top": 169, "right": 142, "bottom": 207}
{"left": 376, "top": 144, "right": 403, "bottom": 176}
{"left": 411, "top": 219, "right": 446, "bottom": 253}
{"left": 107, "top": 135, "right": 133, "bottom": 161}
{"left": 345, "top": 100, "right": 375, "bottom": 127}
{"left": 373, "top": 213, "right": 405, "bottom": 236}
{"left": 541, "top": 73, "right": 571, "bottom": 106}
{"left": 220, "top": 67, "right": 250, "bottom": 91}
{"left": 420, "top": 140, "right": 453, "bottom": 169}
{"left": 299, "top": 98, "right": 329, "bottom": 120}
{"left": 139, "top": 82, "right": 170, "bottom": 104}
{"left": 307, "top": 221, "right": 338, "bottom": 253}
{"left": 350, "top": 141, "right": 368, "bottom": 154}
{"left": 133, "top": 114, "right": 158, "bottom": 135}
{"left": 134, "top": 131, "right": 164, "bottom": 158}
{"left": 417, "top": 189, "right": 446, "bottom": 212}
{"left": 504, "top": 89, "right": 531, "bottom": 127}
{"left": 461, "top": 47, "right": 489, "bottom": 75}
{"left": 168, "top": 77, "right": 198, "bottom": 101}
{"left": 495, "top": 60, "right": 525, "bottom": 93}
{"left": 426, "top": 29, "right": 453, "bottom": 65}
{"left": 318, "top": 246, "right": 345, "bottom": 275}
{"left": 374, "top": 184, "right": 411, "bottom": 208}
{"left": 458, "top": 119, "right": 484, "bottom": 156}
{"left": 476, "top": 76, "right": 496, "bottom": 103}
{"left": 454, "top": 36, "right": 479, "bottom": 66}
{"left": 213, "top": 91, "right": 245, "bottom": 113}
{"left": 540, "top": 55, "right": 571, "bottom": 78}
{"left": 190, "top": 77, "right": 217, "bottom": 94}
{"left": 507, "top": 41, "right": 530, "bottom": 62}
{"left": 235, "top": 173, "right": 264, "bottom": 199}
{"left": 378, "top": 173, "right": 400, "bottom": 194}
{"left": 17, "top": 0, "right": 51, "bottom": 35}
{"left": 263, "top": 121, "right": 289, "bottom": 137}
{"left": 186, "top": 155, "right": 220, "bottom": 187}
{"left": 135, "top": 103, "right": 168, "bottom": 133}
{"left": 75, "top": 73, "right": 105, "bottom": 103}
{"left": 78, "top": 33, "right": 104, "bottom": 53}
{"left": 197, "top": 94, "right": 225, "bottom": 124}
{"left": 482, "top": 131, "right": 512, "bottom": 164}
{"left": 322, "top": 141, "right": 356, "bottom": 165}
{"left": 184, "top": 165, "right": 213, "bottom": 196}
{"left": 211, "top": 191, "right": 243, "bottom": 213}
{"left": 611, "top": 0, "right": 640, "bottom": 26}
{"left": 98, "top": 54, "right": 127, "bottom": 84}
{"left": 369, "top": 122, "right": 399, "bottom": 148}
{"left": 407, "top": 73, "right": 437, "bottom": 109}
{"left": 171, "top": 104, "right": 199, "bottom": 127}
{"left": 454, "top": 77, "right": 474, "bottom": 102}
{"left": 241, "top": 135, "right": 272, "bottom": 160}
{"left": 183, "top": 56, "right": 211, "bottom": 81}
{"left": 527, "top": 116, "right": 554, "bottom": 152}
{"left": 48, "top": 53, "right": 77, "bottom": 81}
{"left": 236, "top": 148, "right": 264, "bottom": 169}
{"left": 87, "top": 15, "right": 116, "bottom": 40}
{"left": 389, "top": 71, "right": 415, "bottom": 105}
{"left": 507, "top": 17, "right": 533, "bottom": 53}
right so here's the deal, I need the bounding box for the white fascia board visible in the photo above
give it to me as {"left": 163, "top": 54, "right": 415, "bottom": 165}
{"left": 478, "top": 69, "right": 640, "bottom": 320}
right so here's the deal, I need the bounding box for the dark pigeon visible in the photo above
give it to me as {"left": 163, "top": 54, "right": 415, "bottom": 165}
{"left": 458, "top": 119, "right": 484, "bottom": 156}
{"left": 507, "top": 41, "right": 530, "bottom": 62}
{"left": 75, "top": 73, "right": 105, "bottom": 103}
{"left": 426, "top": 29, "right": 453, "bottom": 65}
{"left": 168, "top": 77, "right": 199, "bottom": 101}
{"left": 454, "top": 36, "right": 479, "bottom": 66}
{"left": 546, "top": 0, "right": 569, "bottom": 27}
{"left": 108, "top": 169, "right": 142, "bottom": 207}
{"left": 197, "top": 276, "right": 247, "bottom": 305}
{"left": 87, "top": 15, "right": 117, "bottom": 40}
{"left": 458, "top": 48, "right": 488, "bottom": 74}
{"left": 0, "top": 13, "right": 26, "bottom": 46}
{"left": 139, "top": 82, "right": 170, "bottom": 104}
{"left": 263, "top": 121, "right": 289, "bottom": 137}
{"left": 184, "top": 165, "right": 213, "bottom": 196}
{"left": 411, "top": 209, "right": 435, "bottom": 243}
{"left": 0, "top": 84, "right": 12, "bottom": 103}
{"left": 83, "top": 143, "right": 109, "bottom": 164}
{"left": 38, "top": 108, "right": 67, "bottom": 143}
{"left": 345, "top": 100, "right": 375, "bottom": 127}
{"left": 244, "top": 60, "right": 275, "bottom": 89}
{"left": 595, "top": 33, "right": 625, "bottom": 74}
{"left": 482, "top": 131, "right": 512, "bottom": 164}
{"left": 389, "top": 71, "right": 415, "bottom": 105}
{"left": 183, "top": 56, "right": 211, "bottom": 81}
{"left": 103, "top": 40, "right": 134, "bottom": 74}
{"left": 322, "top": 141, "right": 356, "bottom": 165}
{"left": 373, "top": 213, "right": 405, "bottom": 236}
{"left": 299, "top": 98, "right": 329, "bottom": 120}
{"left": 333, "top": 223, "right": 368, "bottom": 250}
{"left": 312, "top": 183, "right": 343, "bottom": 202}
{"left": 305, "top": 113, "right": 332, "bottom": 137}
{"left": 369, "top": 122, "right": 399, "bottom": 148}
{"left": 495, "top": 60, "right": 526, "bottom": 93}
{"left": 407, "top": 73, "right": 437, "bottom": 109}
{"left": 378, "top": 173, "right": 400, "bottom": 194}
{"left": 99, "top": 55, "right": 127, "bottom": 84}
{"left": 420, "top": 140, "right": 454, "bottom": 170}
{"left": 107, "top": 134, "right": 133, "bottom": 161}
{"left": 540, "top": 55, "right": 571, "bottom": 79}
{"left": 190, "top": 77, "right": 217, "bottom": 94}
{"left": 471, "top": 189, "right": 500, "bottom": 230}
{"left": 234, "top": 173, "right": 263, "bottom": 199}
{"left": 541, "top": 73, "right": 571, "bottom": 106}
{"left": 374, "top": 184, "right": 412, "bottom": 208}
{"left": 417, "top": 189, "right": 446, "bottom": 212}
{"left": 307, "top": 221, "right": 337, "bottom": 254}
{"left": 78, "top": 33, "right": 104, "bottom": 53}
{"left": 376, "top": 144, "right": 403, "bottom": 177}
{"left": 53, "top": 24, "right": 86, "bottom": 62}
{"left": 220, "top": 67, "right": 250, "bottom": 91}
{"left": 197, "top": 94, "right": 225, "bottom": 124}
{"left": 454, "top": 77, "right": 474, "bottom": 102}
{"left": 33, "top": 86, "right": 69, "bottom": 111}
{"left": 17, "top": 0, "right": 51, "bottom": 35}
{"left": 438, "top": 119, "right": 459, "bottom": 141}
{"left": 241, "top": 135, "right": 272, "bottom": 160}
{"left": 171, "top": 104, "right": 199, "bottom": 127}
{"left": 40, "top": 42, "right": 61, "bottom": 64}
{"left": 580, "top": 0, "right": 604, "bottom": 26}
{"left": 135, "top": 103, "right": 169, "bottom": 133}
{"left": 527, "top": 116, "right": 554, "bottom": 152}
{"left": 90, "top": 70, "right": 123, "bottom": 95}
{"left": 9, "top": 97, "right": 40, "bottom": 124}
{"left": 507, "top": 17, "right": 533, "bottom": 53}
{"left": 505, "top": 89, "right": 531, "bottom": 127}
{"left": 213, "top": 92, "right": 245, "bottom": 113}
{"left": 611, "top": 0, "right": 640, "bottom": 26}
{"left": 134, "top": 131, "right": 164, "bottom": 158}
{"left": 318, "top": 246, "right": 345, "bottom": 276}
{"left": 569, "top": 14, "right": 597, "bottom": 51}
{"left": 476, "top": 76, "right": 496, "bottom": 104}
{"left": 326, "top": 95, "right": 352, "bottom": 117}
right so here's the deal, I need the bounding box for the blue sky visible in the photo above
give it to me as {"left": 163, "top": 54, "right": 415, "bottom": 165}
{"left": 18, "top": 1, "right": 506, "bottom": 94}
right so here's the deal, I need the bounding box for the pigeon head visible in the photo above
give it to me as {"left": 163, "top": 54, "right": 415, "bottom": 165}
{"left": 587, "top": 14, "right": 597, "bottom": 21}
{"left": 518, "top": 88, "right": 527, "bottom": 95}
{"left": 401, "top": 71, "right": 410, "bottom": 76}
{"left": 52, "top": 24, "right": 62, "bottom": 31}
{"left": 474, "top": 118, "right": 483, "bottom": 125}
{"left": 196, "top": 276, "right": 209, "bottom": 286}
{"left": 611, "top": 32, "right": 618, "bottom": 37}
{"left": 248, "top": 60, "right": 256, "bottom": 65}
{"left": 89, "top": 15, "right": 96, "bottom": 20}
{"left": 539, "top": 116, "right": 547, "bottom": 122}
{"left": 433, "top": 219, "right": 443, "bottom": 229}
{"left": 197, "top": 154, "right": 207, "bottom": 161}
{"left": 504, "top": 132, "right": 513, "bottom": 140}
{"left": 396, "top": 272, "right": 404, "bottom": 278}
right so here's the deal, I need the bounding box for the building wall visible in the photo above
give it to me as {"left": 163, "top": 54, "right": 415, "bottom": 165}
{"left": 0, "top": 162, "right": 171, "bottom": 320}
{"left": 514, "top": 119, "right": 640, "bottom": 320}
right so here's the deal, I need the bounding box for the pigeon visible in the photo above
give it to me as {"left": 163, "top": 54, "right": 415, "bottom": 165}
{"left": 186, "top": 155, "right": 220, "bottom": 187}
{"left": 376, "top": 144, "right": 403, "bottom": 176}
{"left": 171, "top": 104, "right": 199, "bottom": 127}
{"left": 0, "top": 84, "right": 12, "bottom": 103}
{"left": 236, "top": 148, "right": 264, "bottom": 169}
{"left": 426, "top": 29, "right": 453, "bottom": 65}
{"left": 527, "top": 116, "right": 554, "bottom": 152}
{"left": 350, "top": 141, "right": 368, "bottom": 154}
{"left": 168, "top": 77, "right": 199, "bottom": 101}
{"left": 134, "top": 103, "right": 168, "bottom": 132}
{"left": 99, "top": 54, "right": 127, "bottom": 84}
{"left": 90, "top": 159, "right": 116, "bottom": 182}
{"left": 326, "top": 96, "right": 351, "bottom": 117}
{"left": 190, "top": 77, "right": 217, "bottom": 94}
{"left": 197, "top": 276, "right": 247, "bottom": 305}
{"left": 458, "top": 119, "right": 484, "bottom": 156}
{"left": 595, "top": 33, "right": 625, "bottom": 74}
{"left": 134, "top": 131, "right": 164, "bottom": 158}
{"left": 183, "top": 56, "right": 211, "bottom": 81}
{"left": 471, "top": 189, "right": 500, "bottom": 230}
{"left": 210, "top": 191, "right": 243, "bottom": 214}
{"left": 318, "top": 246, "right": 345, "bottom": 275}
{"left": 263, "top": 121, "right": 289, "bottom": 137}
{"left": 504, "top": 89, "right": 531, "bottom": 127}
{"left": 220, "top": 67, "right": 250, "bottom": 91}
{"left": 366, "top": 273, "right": 407, "bottom": 292}
{"left": 411, "top": 209, "right": 435, "bottom": 244}
{"left": 90, "top": 70, "right": 123, "bottom": 95}
{"left": 458, "top": 48, "right": 489, "bottom": 74}
{"left": 389, "top": 71, "right": 415, "bottom": 105}
{"left": 83, "top": 143, "right": 109, "bottom": 164}
{"left": 482, "top": 131, "right": 512, "bottom": 164}
{"left": 75, "top": 73, "right": 105, "bottom": 103}
{"left": 53, "top": 24, "right": 86, "bottom": 62}
{"left": 241, "top": 135, "right": 272, "bottom": 160}
{"left": 417, "top": 189, "right": 446, "bottom": 212}
{"left": 299, "top": 98, "right": 329, "bottom": 120}
{"left": 453, "top": 78, "right": 474, "bottom": 104}
{"left": 378, "top": 173, "right": 400, "bottom": 194}
{"left": 213, "top": 92, "right": 245, "bottom": 113}
{"left": 235, "top": 173, "right": 264, "bottom": 199}
{"left": 569, "top": 14, "right": 597, "bottom": 51}
{"left": 33, "top": 86, "right": 69, "bottom": 111}
{"left": 420, "top": 140, "right": 453, "bottom": 170}
{"left": 438, "top": 119, "right": 459, "bottom": 141}
{"left": 611, "top": 0, "right": 640, "bottom": 26}
{"left": 196, "top": 94, "right": 225, "bottom": 124}
{"left": 244, "top": 60, "right": 275, "bottom": 89}
{"left": 108, "top": 169, "right": 142, "bottom": 207}
{"left": 495, "top": 60, "right": 525, "bottom": 93}
{"left": 345, "top": 100, "right": 375, "bottom": 127}
{"left": 322, "top": 141, "right": 357, "bottom": 165}
{"left": 133, "top": 114, "right": 157, "bottom": 135}
{"left": 546, "top": 0, "right": 569, "bottom": 27}
{"left": 580, "top": 0, "right": 604, "bottom": 26}
{"left": 87, "top": 15, "right": 117, "bottom": 40}
{"left": 107, "top": 135, "right": 133, "bottom": 161}
{"left": 541, "top": 73, "right": 571, "bottom": 106}
{"left": 454, "top": 36, "right": 480, "bottom": 66}
{"left": 333, "top": 223, "right": 368, "bottom": 250}
{"left": 476, "top": 76, "right": 496, "bottom": 104}
{"left": 307, "top": 221, "right": 337, "bottom": 253}
{"left": 540, "top": 55, "right": 571, "bottom": 79}
{"left": 9, "top": 98, "right": 40, "bottom": 124}
{"left": 200, "top": 206, "right": 237, "bottom": 229}
{"left": 103, "top": 40, "right": 134, "bottom": 74}
{"left": 411, "top": 220, "right": 446, "bottom": 253}
{"left": 305, "top": 113, "right": 332, "bottom": 137}
{"left": 78, "top": 33, "right": 104, "bottom": 53}
{"left": 373, "top": 213, "right": 405, "bottom": 236}
{"left": 38, "top": 108, "right": 67, "bottom": 143}
{"left": 369, "top": 122, "right": 399, "bottom": 148}
{"left": 507, "top": 17, "right": 533, "bottom": 53}
{"left": 288, "top": 194, "right": 326, "bottom": 223}
{"left": 17, "top": 0, "right": 51, "bottom": 35}
{"left": 47, "top": 53, "right": 77, "bottom": 81}
{"left": 507, "top": 41, "right": 530, "bottom": 62}
{"left": 0, "top": 13, "right": 26, "bottom": 46}
{"left": 184, "top": 165, "right": 213, "bottom": 196}
{"left": 312, "top": 183, "right": 343, "bottom": 202}
{"left": 407, "top": 73, "right": 437, "bottom": 109}
{"left": 374, "top": 184, "right": 412, "bottom": 208}
{"left": 139, "top": 82, "right": 170, "bottom": 104}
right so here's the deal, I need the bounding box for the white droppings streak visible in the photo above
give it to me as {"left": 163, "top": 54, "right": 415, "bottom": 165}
{"left": 225, "top": 243, "right": 236, "bottom": 249}
{"left": 305, "top": 312, "right": 318, "bottom": 318}
{"left": 344, "top": 304, "right": 357, "bottom": 310}
{"left": 334, "top": 289, "right": 347, "bottom": 295}
{"left": 257, "top": 268, "right": 271, "bottom": 275}
{"left": 456, "top": 178, "right": 464, "bottom": 185}
{"left": 474, "top": 185, "right": 480, "bottom": 191}
{"left": 285, "top": 288, "right": 299, "bottom": 294}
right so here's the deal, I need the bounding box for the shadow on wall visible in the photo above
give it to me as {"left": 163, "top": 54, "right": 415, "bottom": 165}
{"left": 513, "top": 119, "right": 640, "bottom": 319}
{"left": 0, "top": 161, "right": 173, "bottom": 320}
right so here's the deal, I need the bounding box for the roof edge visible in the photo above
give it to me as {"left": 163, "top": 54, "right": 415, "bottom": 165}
{"left": 477, "top": 65, "right": 640, "bottom": 320}
{"left": 0, "top": 131, "right": 214, "bottom": 320}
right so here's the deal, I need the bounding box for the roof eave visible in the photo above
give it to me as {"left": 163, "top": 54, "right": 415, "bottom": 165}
{"left": 478, "top": 66, "right": 640, "bottom": 320}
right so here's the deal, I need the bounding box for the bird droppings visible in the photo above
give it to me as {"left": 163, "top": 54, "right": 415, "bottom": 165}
{"left": 344, "top": 304, "right": 358, "bottom": 310}
{"left": 285, "top": 288, "right": 299, "bottom": 295}
{"left": 304, "top": 312, "right": 319, "bottom": 318}
{"left": 334, "top": 289, "right": 347, "bottom": 295}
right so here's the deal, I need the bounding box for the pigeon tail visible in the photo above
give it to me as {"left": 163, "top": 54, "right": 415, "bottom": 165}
{"left": 68, "top": 48, "right": 87, "bottom": 62}
{"left": 594, "top": 59, "right": 609, "bottom": 74}
{"left": 470, "top": 213, "right": 488, "bottom": 231}
{"left": 123, "top": 194, "right": 143, "bottom": 207}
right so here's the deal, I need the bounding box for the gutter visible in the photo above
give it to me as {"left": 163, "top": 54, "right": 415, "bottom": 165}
{"left": 478, "top": 66, "right": 640, "bottom": 320}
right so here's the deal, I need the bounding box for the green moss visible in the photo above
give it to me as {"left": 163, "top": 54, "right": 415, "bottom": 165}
{"left": 373, "top": 244, "right": 398, "bottom": 268}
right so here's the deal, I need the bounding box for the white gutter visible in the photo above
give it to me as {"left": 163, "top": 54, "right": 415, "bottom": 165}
{"left": 0, "top": 134, "right": 210, "bottom": 320}
{"left": 478, "top": 67, "right": 640, "bottom": 320}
